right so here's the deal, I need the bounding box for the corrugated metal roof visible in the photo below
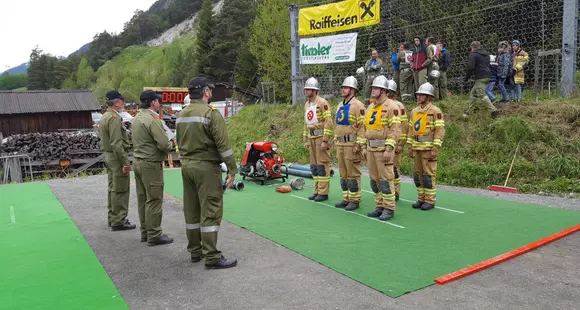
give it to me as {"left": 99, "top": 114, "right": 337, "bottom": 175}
{"left": 0, "top": 89, "right": 102, "bottom": 115}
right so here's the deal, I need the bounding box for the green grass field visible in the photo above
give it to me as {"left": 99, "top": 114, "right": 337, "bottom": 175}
{"left": 0, "top": 182, "right": 128, "bottom": 310}
{"left": 162, "top": 169, "right": 580, "bottom": 298}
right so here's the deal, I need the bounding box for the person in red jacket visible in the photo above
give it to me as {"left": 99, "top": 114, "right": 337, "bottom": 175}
{"left": 411, "top": 37, "right": 428, "bottom": 95}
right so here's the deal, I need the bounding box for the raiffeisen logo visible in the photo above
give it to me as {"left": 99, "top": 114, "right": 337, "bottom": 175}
{"left": 308, "top": 14, "right": 358, "bottom": 31}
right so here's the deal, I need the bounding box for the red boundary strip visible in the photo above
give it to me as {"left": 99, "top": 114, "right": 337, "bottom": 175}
{"left": 434, "top": 224, "right": 580, "bottom": 285}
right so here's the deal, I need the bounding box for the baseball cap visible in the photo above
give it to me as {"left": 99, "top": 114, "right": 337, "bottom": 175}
{"left": 139, "top": 90, "right": 162, "bottom": 102}
{"left": 188, "top": 77, "right": 215, "bottom": 90}
{"left": 106, "top": 90, "right": 125, "bottom": 101}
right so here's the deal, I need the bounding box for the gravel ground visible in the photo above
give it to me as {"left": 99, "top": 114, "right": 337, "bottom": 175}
{"left": 44, "top": 174, "right": 580, "bottom": 310}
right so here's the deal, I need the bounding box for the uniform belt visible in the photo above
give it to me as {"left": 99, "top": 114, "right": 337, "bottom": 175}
{"left": 367, "top": 139, "right": 386, "bottom": 147}
{"left": 310, "top": 129, "right": 324, "bottom": 136}
{"left": 336, "top": 135, "right": 357, "bottom": 143}
{"left": 415, "top": 135, "right": 434, "bottom": 142}
{"left": 402, "top": 67, "right": 411, "bottom": 72}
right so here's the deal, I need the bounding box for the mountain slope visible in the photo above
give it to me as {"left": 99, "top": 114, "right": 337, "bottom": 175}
{"left": 1, "top": 63, "right": 29, "bottom": 75}
{"left": 146, "top": 0, "right": 224, "bottom": 46}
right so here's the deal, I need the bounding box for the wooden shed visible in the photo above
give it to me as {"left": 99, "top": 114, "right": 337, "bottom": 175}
{"left": 0, "top": 90, "right": 101, "bottom": 137}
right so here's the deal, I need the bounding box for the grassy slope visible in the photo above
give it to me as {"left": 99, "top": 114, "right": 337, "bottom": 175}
{"left": 91, "top": 34, "right": 196, "bottom": 102}
{"left": 227, "top": 95, "right": 580, "bottom": 196}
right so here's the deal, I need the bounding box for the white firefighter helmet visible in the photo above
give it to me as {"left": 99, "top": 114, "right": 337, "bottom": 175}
{"left": 183, "top": 94, "right": 191, "bottom": 106}
{"left": 415, "top": 82, "right": 435, "bottom": 97}
{"left": 356, "top": 66, "right": 365, "bottom": 75}
{"left": 386, "top": 79, "right": 397, "bottom": 92}
{"left": 429, "top": 70, "right": 441, "bottom": 78}
{"left": 371, "top": 75, "right": 389, "bottom": 89}
{"left": 304, "top": 77, "right": 320, "bottom": 90}
{"left": 341, "top": 76, "right": 358, "bottom": 89}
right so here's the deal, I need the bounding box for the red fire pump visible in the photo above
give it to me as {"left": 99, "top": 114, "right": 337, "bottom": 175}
{"left": 239, "top": 141, "right": 288, "bottom": 185}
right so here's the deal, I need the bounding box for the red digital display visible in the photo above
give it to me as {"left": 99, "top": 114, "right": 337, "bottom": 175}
{"left": 159, "top": 91, "right": 189, "bottom": 104}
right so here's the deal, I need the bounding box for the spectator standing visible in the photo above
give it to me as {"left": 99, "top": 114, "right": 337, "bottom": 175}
{"left": 485, "top": 55, "right": 498, "bottom": 103}
{"left": 436, "top": 41, "right": 450, "bottom": 100}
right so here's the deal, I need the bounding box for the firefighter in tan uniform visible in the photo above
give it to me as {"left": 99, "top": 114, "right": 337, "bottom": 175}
{"left": 302, "top": 77, "right": 333, "bottom": 202}
{"left": 333, "top": 76, "right": 366, "bottom": 211}
{"left": 407, "top": 82, "right": 445, "bottom": 211}
{"left": 385, "top": 79, "right": 408, "bottom": 201}
{"left": 360, "top": 75, "right": 402, "bottom": 221}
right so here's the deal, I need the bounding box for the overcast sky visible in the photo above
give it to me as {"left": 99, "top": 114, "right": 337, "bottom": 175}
{"left": 0, "top": 0, "right": 158, "bottom": 73}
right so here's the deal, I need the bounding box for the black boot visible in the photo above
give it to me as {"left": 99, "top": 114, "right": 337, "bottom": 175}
{"left": 314, "top": 195, "right": 328, "bottom": 202}
{"left": 191, "top": 254, "right": 205, "bottom": 263}
{"left": 367, "top": 207, "right": 382, "bottom": 217}
{"left": 345, "top": 202, "right": 359, "bottom": 211}
{"left": 147, "top": 234, "right": 174, "bottom": 246}
{"left": 141, "top": 231, "right": 147, "bottom": 242}
{"left": 205, "top": 255, "right": 238, "bottom": 269}
{"left": 395, "top": 194, "right": 400, "bottom": 201}
{"left": 379, "top": 209, "right": 394, "bottom": 221}
{"left": 308, "top": 193, "right": 318, "bottom": 200}
{"left": 491, "top": 110, "right": 499, "bottom": 119}
{"left": 412, "top": 201, "right": 423, "bottom": 209}
{"left": 111, "top": 219, "right": 137, "bottom": 231}
{"left": 335, "top": 200, "right": 348, "bottom": 208}
{"left": 421, "top": 203, "right": 435, "bottom": 211}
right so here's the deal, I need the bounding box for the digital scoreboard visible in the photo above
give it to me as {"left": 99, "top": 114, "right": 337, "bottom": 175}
{"left": 142, "top": 87, "right": 189, "bottom": 104}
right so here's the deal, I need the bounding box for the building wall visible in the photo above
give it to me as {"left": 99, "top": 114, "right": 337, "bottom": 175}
{"left": 0, "top": 111, "right": 93, "bottom": 136}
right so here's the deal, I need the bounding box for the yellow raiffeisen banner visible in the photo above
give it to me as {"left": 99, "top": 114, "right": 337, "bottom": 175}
{"left": 298, "top": 0, "right": 380, "bottom": 36}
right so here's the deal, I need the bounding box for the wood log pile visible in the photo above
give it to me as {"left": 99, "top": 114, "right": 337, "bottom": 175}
{"left": 0, "top": 131, "right": 102, "bottom": 161}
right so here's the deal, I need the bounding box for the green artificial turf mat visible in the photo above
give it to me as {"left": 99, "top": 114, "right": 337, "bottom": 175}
{"left": 0, "top": 182, "right": 128, "bottom": 309}
{"left": 161, "top": 169, "right": 580, "bottom": 297}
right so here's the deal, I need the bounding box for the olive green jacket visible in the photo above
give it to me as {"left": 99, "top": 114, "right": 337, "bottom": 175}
{"left": 175, "top": 99, "right": 238, "bottom": 174}
{"left": 132, "top": 109, "right": 173, "bottom": 161}
{"left": 99, "top": 108, "right": 130, "bottom": 165}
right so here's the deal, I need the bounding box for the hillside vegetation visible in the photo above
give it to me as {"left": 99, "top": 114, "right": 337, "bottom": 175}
{"left": 227, "top": 95, "right": 580, "bottom": 196}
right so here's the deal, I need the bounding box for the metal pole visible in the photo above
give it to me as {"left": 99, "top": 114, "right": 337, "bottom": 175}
{"left": 561, "top": 0, "right": 578, "bottom": 97}
{"left": 289, "top": 5, "right": 300, "bottom": 105}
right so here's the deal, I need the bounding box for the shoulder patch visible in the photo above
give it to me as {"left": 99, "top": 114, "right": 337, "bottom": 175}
{"left": 394, "top": 109, "right": 399, "bottom": 116}
{"left": 152, "top": 114, "right": 159, "bottom": 119}
{"left": 437, "top": 113, "right": 442, "bottom": 119}
{"left": 324, "top": 104, "right": 328, "bottom": 110}
{"left": 209, "top": 105, "right": 216, "bottom": 110}
{"left": 401, "top": 108, "right": 406, "bottom": 115}
{"left": 111, "top": 113, "right": 117, "bottom": 118}
{"left": 360, "top": 109, "right": 365, "bottom": 115}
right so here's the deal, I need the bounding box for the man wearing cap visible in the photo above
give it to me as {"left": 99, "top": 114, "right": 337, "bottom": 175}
{"left": 302, "top": 77, "right": 333, "bottom": 202}
{"left": 360, "top": 75, "right": 402, "bottom": 221}
{"left": 132, "top": 90, "right": 174, "bottom": 246}
{"left": 100, "top": 90, "right": 136, "bottom": 231}
{"left": 176, "top": 77, "right": 238, "bottom": 269}
{"left": 333, "top": 76, "right": 366, "bottom": 211}
{"left": 407, "top": 82, "right": 446, "bottom": 211}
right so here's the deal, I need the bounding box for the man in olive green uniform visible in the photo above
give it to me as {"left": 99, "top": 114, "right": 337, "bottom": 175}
{"left": 176, "top": 77, "right": 238, "bottom": 269}
{"left": 396, "top": 42, "right": 414, "bottom": 102}
{"left": 99, "top": 90, "right": 136, "bottom": 231}
{"left": 132, "top": 90, "right": 174, "bottom": 246}
{"left": 363, "top": 49, "right": 384, "bottom": 104}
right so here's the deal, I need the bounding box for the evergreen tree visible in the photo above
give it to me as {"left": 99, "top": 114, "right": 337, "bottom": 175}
{"left": 193, "top": 0, "right": 215, "bottom": 77}
{"left": 209, "top": 0, "right": 259, "bottom": 83}
{"left": 27, "top": 46, "right": 44, "bottom": 90}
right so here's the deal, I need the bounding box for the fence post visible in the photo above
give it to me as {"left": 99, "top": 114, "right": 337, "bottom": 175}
{"left": 289, "top": 4, "right": 300, "bottom": 105}
{"left": 561, "top": 0, "right": 578, "bottom": 97}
